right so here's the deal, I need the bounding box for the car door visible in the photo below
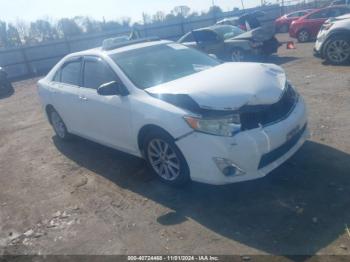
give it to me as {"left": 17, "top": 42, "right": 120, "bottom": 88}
{"left": 50, "top": 57, "right": 83, "bottom": 133}
{"left": 78, "top": 56, "right": 133, "bottom": 152}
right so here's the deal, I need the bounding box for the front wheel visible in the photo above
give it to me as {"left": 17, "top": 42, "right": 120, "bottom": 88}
{"left": 143, "top": 130, "right": 190, "bottom": 186}
{"left": 50, "top": 110, "right": 72, "bottom": 141}
{"left": 297, "top": 29, "right": 310, "bottom": 43}
{"left": 324, "top": 36, "right": 350, "bottom": 65}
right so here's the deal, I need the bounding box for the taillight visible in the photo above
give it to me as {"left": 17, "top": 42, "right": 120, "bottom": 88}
{"left": 239, "top": 24, "right": 247, "bottom": 31}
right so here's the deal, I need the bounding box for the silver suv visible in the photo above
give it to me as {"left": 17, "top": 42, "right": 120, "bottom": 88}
{"left": 314, "top": 14, "right": 350, "bottom": 65}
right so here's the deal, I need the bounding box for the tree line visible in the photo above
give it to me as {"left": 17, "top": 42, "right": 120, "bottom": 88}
{"left": 0, "top": 5, "right": 230, "bottom": 48}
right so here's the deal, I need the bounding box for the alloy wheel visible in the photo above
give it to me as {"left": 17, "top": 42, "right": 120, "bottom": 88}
{"left": 298, "top": 30, "right": 309, "bottom": 42}
{"left": 51, "top": 111, "right": 66, "bottom": 138}
{"left": 326, "top": 40, "right": 350, "bottom": 64}
{"left": 147, "top": 139, "right": 181, "bottom": 181}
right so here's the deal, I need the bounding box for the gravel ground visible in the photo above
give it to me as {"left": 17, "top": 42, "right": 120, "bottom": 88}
{"left": 1, "top": 34, "right": 350, "bottom": 258}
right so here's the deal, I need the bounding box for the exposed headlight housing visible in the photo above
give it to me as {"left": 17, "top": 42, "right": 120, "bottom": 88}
{"left": 184, "top": 114, "right": 241, "bottom": 137}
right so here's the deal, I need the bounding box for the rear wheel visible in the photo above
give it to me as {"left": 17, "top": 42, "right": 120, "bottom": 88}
{"left": 50, "top": 110, "right": 71, "bottom": 141}
{"left": 143, "top": 130, "right": 190, "bottom": 186}
{"left": 324, "top": 36, "right": 350, "bottom": 65}
{"left": 297, "top": 29, "right": 310, "bottom": 43}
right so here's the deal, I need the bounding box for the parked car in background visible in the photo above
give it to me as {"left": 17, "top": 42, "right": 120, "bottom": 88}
{"left": 314, "top": 14, "right": 350, "bottom": 64}
{"left": 0, "top": 67, "right": 14, "bottom": 96}
{"left": 216, "top": 17, "right": 242, "bottom": 28}
{"left": 289, "top": 5, "right": 350, "bottom": 42}
{"left": 275, "top": 9, "right": 314, "bottom": 33}
{"left": 178, "top": 25, "right": 279, "bottom": 62}
{"left": 216, "top": 11, "right": 266, "bottom": 31}
{"left": 330, "top": 0, "right": 350, "bottom": 6}
{"left": 37, "top": 37, "right": 308, "bottom": 186}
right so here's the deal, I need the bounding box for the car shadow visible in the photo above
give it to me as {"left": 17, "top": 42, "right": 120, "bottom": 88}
{"left": 264, "top": 55, "right": 299, "bottom": 65}
{"left": 0, "top": 88, "right": 14, "bottom": 99}
{"left": 53, "top": 137, "right": 350, "bottom": 255}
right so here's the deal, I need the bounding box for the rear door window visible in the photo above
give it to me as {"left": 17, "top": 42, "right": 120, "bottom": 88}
{"left": 193, "top": 30, "right": 219, "bottom": 43}
{"left": 287, "top": 12, "right": 300, "bottom": 18}
{"left": 180, "top": 32, "right": 195, "bottom": 43}
{"left": 60, "top": 60, "right": 82, "bottom": 86}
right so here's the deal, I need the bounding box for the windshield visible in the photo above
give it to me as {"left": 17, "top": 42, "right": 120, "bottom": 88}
{"left": 213, "top": 26, "right": 244, "bottom": 40}
{"left": 110, "top": 43, "right": 220, "bottom": 89}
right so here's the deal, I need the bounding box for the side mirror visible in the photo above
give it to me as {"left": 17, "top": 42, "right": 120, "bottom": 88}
{"left": 208, "top": 54, "right": 218, "bottom": 59}
{"left": 97, "top": 81, "right": 128, "bottom": 96}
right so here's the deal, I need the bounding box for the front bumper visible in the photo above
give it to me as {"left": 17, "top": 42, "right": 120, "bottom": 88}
{"left": 176, "top": 97, "right": 309, "bottom": 185}
{"left": 314, "top": 31, "right": 327, "bottom": 59}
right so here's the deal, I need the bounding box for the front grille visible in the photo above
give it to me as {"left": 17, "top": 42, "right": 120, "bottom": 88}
{"left": 240, "top": 84, "right": 298, "bottom": 130}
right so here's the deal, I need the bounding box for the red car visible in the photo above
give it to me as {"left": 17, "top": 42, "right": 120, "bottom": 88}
{"left": 275, "top": 9, "right": 314, "bottom": 33}
{"left": 289, "top": 5, "right": 350, "bottom": 42}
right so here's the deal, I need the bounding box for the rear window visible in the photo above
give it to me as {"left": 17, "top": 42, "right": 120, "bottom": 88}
{"left": 179, "top": 32, "right": 195, "bottom": 43}
{"left": 60, "top": 61, "right": 81, "bottom": 86}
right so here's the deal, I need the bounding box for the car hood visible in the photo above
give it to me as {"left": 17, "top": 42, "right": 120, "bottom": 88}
{"left": 146, "top": 62, "right": 287, "bottom": 111}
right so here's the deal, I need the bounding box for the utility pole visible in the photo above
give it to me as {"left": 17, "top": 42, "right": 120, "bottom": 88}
{"left": 240, "top": 0, "right": 245, "bottom": 10}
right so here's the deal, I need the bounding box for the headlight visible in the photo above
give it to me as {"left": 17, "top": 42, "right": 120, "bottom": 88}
{"left": 322, "top": 22, "right": 334, "bottom": 31}
{"left": 184, "top": 114, "right": 241, "bottom": 137}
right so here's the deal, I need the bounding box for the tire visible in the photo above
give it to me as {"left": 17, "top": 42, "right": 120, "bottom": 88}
{"left": 231, "top": 48, "right": 245, "bottom": 62}
{"left": 297, "top": 29, "right": 310, "bottom": 43}
{"left": 324, "top": 35, "right": 350, "bottom": 65}
{"left": 49, "top": 109, "right": 72, "bottom": 141}
{"left": 5, "top": 81, "right": 14, "bottom": 94}
{"left": 279, "top": 24, "right": 289, "bottom": 33}
{"left": 0, "top": 80, "right": 13, "bottom": 96}
{"left": 143, "top": 129, "right": 190, "bottom": 186}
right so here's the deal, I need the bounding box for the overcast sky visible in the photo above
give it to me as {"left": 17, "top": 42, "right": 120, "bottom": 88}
{"left": 0, "top": 0, "right": 263, "bottom": 24}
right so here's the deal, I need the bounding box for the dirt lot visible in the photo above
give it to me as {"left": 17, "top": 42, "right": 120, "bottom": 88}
{"left": 1, "top": 34, "right": 350, "bottom": 258}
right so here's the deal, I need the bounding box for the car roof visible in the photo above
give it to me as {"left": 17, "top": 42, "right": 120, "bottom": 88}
{"left": 64, "top": 39, "right": 172, "bottom": 59}
{"left": 194, "top": 24, "right": 236, "bottom": 32}
{"left": 217, "top": 17, "right": 239, "bottom": 22}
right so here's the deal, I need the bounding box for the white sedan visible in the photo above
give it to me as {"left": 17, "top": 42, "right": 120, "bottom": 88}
{"left": 37, "top": 38, "right": 309, "bottom": 186}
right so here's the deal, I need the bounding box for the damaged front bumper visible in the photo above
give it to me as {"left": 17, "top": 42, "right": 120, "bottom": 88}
{"left": 175, "top": 97, "right": 309, "bottom": 185}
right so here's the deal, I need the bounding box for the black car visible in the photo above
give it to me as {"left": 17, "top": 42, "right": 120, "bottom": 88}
{"left": 0, "top": 67, "right": 14, "bottom": 96}
{"left": 178, "top": 25, "right": 280, "bottom": 62}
